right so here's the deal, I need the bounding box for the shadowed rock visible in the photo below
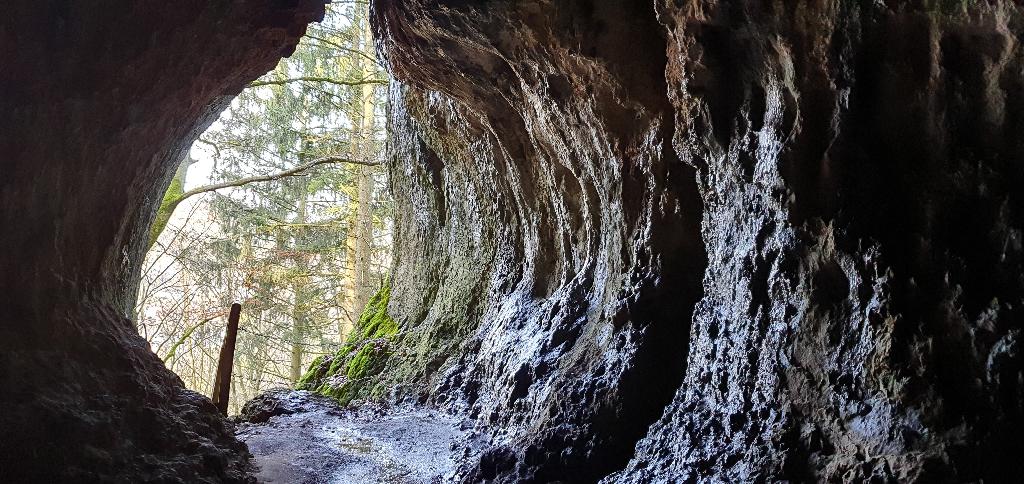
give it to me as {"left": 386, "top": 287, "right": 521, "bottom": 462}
{"left": 0, "top": 1, "right": 324, "bottom": 481}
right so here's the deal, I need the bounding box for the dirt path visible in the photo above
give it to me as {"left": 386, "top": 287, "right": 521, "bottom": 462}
{"left": 236, "top": 391, "right": 482, "bottom": 483}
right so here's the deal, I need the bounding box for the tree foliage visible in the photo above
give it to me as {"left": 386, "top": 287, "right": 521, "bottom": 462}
{"left": 136, "top": 3, "right": 391, "bottom": 413}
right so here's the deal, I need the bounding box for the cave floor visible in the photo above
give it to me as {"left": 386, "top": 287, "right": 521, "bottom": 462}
{"left": 236, "top": 392, "right": 482, "bottom": 483}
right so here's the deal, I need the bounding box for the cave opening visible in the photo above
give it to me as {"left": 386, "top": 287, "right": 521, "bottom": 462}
{"left": 135, "top": 2, "right": 394, "bottom": 415}
{"left": 4, "top": 1, "right": 1024, "bottom": 483}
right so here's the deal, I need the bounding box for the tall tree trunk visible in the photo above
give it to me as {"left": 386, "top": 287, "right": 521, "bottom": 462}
{"left": 342, "top": 7, "right": 377, "bottom": 336}
{"left": 290, "top": 173, "right": 310, "bottom": 383}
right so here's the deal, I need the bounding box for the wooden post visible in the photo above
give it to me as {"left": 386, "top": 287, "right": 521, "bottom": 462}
{"left": 211, "top": 303, "right": 241, "bottom": 415}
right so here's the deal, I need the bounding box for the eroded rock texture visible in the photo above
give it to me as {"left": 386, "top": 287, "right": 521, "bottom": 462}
{"left": 373, "top": 1, "right": 1024, "bottom": 482}
{"left": 0, "top": 1, "right": 323, "bottom": 481}
{"left": 374, "top": 1, "right": 707, "bottom": 482}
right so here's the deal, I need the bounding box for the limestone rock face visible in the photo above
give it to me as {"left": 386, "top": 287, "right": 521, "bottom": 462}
{"left": 0, "top": 1, "right": 323, "bottom": 481}
{"left": 374, "top": 1, "right": 706, "bottom": 481}
{"left": 373, "top": 1, "right": 1024, "bottom": 482}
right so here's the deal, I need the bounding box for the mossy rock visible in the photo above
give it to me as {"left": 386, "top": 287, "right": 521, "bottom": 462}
{"left": 148, "top": 174, "right": 184, "bottom": 248}
{"left": 296, "top": 283, "right": 399, "bottom": 406}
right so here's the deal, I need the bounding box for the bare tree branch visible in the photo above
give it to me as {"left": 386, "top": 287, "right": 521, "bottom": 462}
{"left": 304, "top": 34, "right": 380, "bottom": 66}
{"left": 247, "top": 76, "right": 386, "bottom": 89}
{"left": 163, "top": 313, "right": 223, "bottom": 363}
{"left": 148, "top": 155, "right": 378, "bottom": 250}
{"left": 176, "top": 156, "right": 379, "bottom": 207}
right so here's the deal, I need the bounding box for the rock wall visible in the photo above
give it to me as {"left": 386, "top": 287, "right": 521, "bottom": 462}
{"left": 0, "top": 1, "right": 323, "bottom": 481}
{"left": 374, "top": 1, "right": 707, "bottom": 481}
{"left": 373, "top": 1, "right": 1024, "bottom": 482}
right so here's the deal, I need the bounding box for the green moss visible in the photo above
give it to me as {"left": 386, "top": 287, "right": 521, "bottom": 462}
{"left": 148, "top": 175, "right": 184, "bottom": 250}
{"left": 354, "top": 284, "right": 399, "bottom": 340}
{"left": 296, "top": 282, "right": 399, "bottom": 406}
{"left": 296, "top": 355, "right": 326, "bottom": 387}
{"left": 346, "top": 344, "right": 373, "bottom": 379}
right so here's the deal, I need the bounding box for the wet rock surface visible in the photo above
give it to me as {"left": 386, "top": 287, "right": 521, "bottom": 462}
{"left": 615, "top": 2, "right": 1024, "bottom": 482}
{"left": 372, "top": 0, "right": 707, "bottom": 480}
{"left": 237, "top": 391, "right": 483, "bottom": 483}
{"left": 368, "top": 1, "right": 1024, "bottom": 482}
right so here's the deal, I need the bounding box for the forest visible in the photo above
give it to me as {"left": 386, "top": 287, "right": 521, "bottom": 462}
{"left": 135, "top": 3, "right": 390, "bottom": 413}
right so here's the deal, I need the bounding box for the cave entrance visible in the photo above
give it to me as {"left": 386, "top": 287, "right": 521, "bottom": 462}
{"left": 134, "top": 3, "right": 392, "bottom": 414}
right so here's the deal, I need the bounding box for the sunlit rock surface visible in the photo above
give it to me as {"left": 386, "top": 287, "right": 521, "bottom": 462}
{"left": 371, "top": 1, "right": 1024, "bottom": 482}
{"left": 0, "top": 1, "right": 324, "bottom": 481}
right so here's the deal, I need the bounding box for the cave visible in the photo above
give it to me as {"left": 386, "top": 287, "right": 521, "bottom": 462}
{"left": 2, "top": 0, "right": 1023, "bottom": 482}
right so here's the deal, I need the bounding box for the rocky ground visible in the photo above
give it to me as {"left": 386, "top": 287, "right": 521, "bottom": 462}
{"left": 236, "top": 391, "right": 484, "bottom": 483}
